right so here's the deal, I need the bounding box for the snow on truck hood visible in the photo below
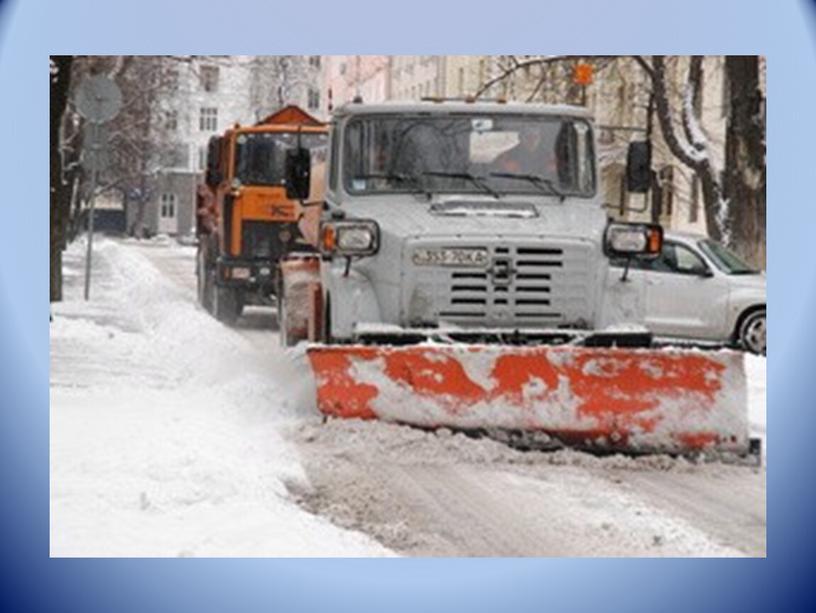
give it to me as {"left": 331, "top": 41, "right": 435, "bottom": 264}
{"left": 343, "top": 196, "right": 607, "bottom": 242}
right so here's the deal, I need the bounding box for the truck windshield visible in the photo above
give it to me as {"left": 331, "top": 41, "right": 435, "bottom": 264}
{"left": 698, "top": 239, "right": 759, "bottom": 275}
{"left": 343, "top": 114, "right": 595, "bottom": 197}
{"left": 234, "top": 132, "right": 327, "bottom": 187}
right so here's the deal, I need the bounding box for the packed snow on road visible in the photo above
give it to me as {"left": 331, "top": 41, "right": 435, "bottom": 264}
{"left": 50, "top": 237, "right": 766, "bottom": 557}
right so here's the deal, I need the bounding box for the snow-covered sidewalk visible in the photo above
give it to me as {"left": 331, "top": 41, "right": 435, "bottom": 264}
{"left": 50, "top": 237, "right": 391, "bottom": 556}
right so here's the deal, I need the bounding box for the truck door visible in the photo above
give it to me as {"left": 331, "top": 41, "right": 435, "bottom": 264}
{"left": 642, "top": 241, "right": 727, "bottom": 340}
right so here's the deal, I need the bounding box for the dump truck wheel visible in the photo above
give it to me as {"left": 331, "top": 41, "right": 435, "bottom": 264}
{"left": 213, "top": 285, "right": 240, "bottom": 325}
{"left": 196, "top": 249, "right": 213, "bottom": 312}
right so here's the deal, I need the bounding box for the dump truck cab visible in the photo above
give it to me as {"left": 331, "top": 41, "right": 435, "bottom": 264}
{"left": 196, "top": 105, "right": 327, "bottom": 323}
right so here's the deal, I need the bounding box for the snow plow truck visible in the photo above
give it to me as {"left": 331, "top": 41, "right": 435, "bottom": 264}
{"left": 277, "top": 99, "right": 757, "bottom": 459}
{"left": 196, "top": 105, "right": 328, "bottom": 323}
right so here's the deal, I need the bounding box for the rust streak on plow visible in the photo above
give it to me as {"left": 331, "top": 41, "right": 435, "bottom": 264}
{"left": 306, "top": 344, "right": 749, "bottom": 454}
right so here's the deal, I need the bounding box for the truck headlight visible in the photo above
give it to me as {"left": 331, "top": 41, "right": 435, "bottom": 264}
{"left": 412, "top": 248, "right": 489, "bottom": 267}
{"left": 604, "top": 222, "right": 663, "bottom": 258}
{"left": 320, "top": 220, "right": 380, "bottom": 256}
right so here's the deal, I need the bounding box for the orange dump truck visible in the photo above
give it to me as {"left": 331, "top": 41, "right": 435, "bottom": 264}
{"left": 196, "top": 105, "right": 327, "bottom": 323}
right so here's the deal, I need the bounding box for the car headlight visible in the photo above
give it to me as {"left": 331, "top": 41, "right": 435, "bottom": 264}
{"left": 604, "top": 222, "right": 663, "bottom": 258}
{"left": 320, "top": 220, "right": 380, "bottom": 256}
{"left": 412, "top": 247, "right": 489, "bottom": 267}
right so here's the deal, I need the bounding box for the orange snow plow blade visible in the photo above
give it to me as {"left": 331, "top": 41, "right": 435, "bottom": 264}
{"left": 306, "top": 344, "right": 749, "bottom": 455}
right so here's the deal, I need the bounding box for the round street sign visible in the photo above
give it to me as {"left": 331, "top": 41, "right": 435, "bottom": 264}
{"left": 75, "top": 75, "right": 122, "bottom": 123}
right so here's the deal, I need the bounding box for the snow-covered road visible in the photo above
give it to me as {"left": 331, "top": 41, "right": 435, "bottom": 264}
{"left": 50, "top": 237, "right": 766, "bottom": 557}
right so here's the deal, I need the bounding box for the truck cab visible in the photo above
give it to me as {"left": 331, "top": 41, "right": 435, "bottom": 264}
{"left": 279, "top": 100, "right": 659, "bottom": 345}
{"left": 196, "top": 105, "right": 328, "bottom": 323}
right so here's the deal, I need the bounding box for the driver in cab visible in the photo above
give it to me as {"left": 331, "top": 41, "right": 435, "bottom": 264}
{"left": 493, "top": 125, "right": 556, "bottom": 177}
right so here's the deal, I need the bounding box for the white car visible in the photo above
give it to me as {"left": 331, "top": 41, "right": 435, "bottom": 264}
{"left": 613, "top": 232, "right": 766, "bottom": 354}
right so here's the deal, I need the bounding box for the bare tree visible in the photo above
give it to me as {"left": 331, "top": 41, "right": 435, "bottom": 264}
{"left": 643, "top": 56, "right": 726, "bottom": 240}
{"left": 723, "top": 56, "right": 766, "bottom": 266}
{"left": 61, "top": 57, "right": 183, "bottom": 239}
{"left": 250, "top": 56, "right": 316, "bottom": 120}
{"left": 50, "top": 56, "right": 74, "bottom": 302}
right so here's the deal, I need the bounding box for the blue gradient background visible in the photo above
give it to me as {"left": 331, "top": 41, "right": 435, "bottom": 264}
{"left": 2, "top": 0, "right": 810, "bottom": 610}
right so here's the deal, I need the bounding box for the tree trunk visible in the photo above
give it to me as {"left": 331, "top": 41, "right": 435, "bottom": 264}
{"left": 650, "top": 56, "right": 724, "bottom": 239}
{"left": 723, "top": 56, "right": 766, "bottom": 268}
{"left": 50, "top": 56, "right": 74, "bottom": 302}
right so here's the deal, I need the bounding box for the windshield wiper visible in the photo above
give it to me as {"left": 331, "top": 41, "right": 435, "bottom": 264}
{"left": 422, "top": 171, "right": 500, "bottom": 199}
{"left": 489, "top": 172, "right": 565, "bottom": 202}
{"left": 353, "top": 173, "right": 431, "bottom": 199}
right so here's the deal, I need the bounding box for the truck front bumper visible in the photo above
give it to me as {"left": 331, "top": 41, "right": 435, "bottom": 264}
{"left": 215, "top": 257, "right": 277, "bottom": 292}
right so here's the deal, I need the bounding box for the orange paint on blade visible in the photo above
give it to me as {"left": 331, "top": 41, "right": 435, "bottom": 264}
{"left": 382, "top": 349, "right": 486, "bottom": 408}
{"left": 308, "top": 348, "right": 379, "bottom": 419}
{"left": 560, "top": 350, "right": 725, "bottom": 424}
{"left": 305, "top": 344, "right": 742, "bottom": 453}
{"left": 490, "top": 353, "right": 559, "bottom": 405}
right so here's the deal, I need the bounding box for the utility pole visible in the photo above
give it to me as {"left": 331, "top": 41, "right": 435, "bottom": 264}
{"left": 74, "top": 75, "right": 122, "bottom": 300}
{"left": 84, "top": 123, "right": 101, "bottom": 300}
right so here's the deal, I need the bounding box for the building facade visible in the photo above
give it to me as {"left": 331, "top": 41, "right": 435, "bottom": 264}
{"left": 316, "top": 54, "right": 758, "bottom": 238}
{"left": 325, "top": 56, "right": 390, "bottom": 108}
{"left": 130, "top": 56, "right": 326, "bottom": 237}
{"left": 130, "top": 56, "right": 759, "bottom": 239}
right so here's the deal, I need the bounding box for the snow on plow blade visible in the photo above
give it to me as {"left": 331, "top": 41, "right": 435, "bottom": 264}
{"left": 306, "top": 344, "right": 749, "bottom": 455}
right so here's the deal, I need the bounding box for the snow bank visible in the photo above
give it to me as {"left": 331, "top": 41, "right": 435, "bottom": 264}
{"left": 50, "top": 238, "right": 389, "bottom": 557}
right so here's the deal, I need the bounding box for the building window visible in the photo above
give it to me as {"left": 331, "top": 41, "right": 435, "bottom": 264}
{"left": 199, "top": 107, "right": 218, "bottom": 131}
{"left": 165, "top": 110, "right": 178, "bottom": 131}
{"left": 457, "top": 67, "right": 465, "bottom": 95}
{"left": 198, "top": 146, "right": 207, "bottom": 171}
{"left": 200, "top": 65, "right": 219, "bottom": 92}
{"left": 308, "top": 88, "right": 320, "bottom": 110}
{"left": 309, "top": 55, "right": 321, "bottom": 68}
{"left": 160, "top": 193, "right": 177, "bottom": 218}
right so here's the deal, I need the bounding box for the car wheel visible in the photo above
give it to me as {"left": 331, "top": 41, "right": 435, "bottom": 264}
{"left": 739, "top": 309, "right": 766, "bottom": 355}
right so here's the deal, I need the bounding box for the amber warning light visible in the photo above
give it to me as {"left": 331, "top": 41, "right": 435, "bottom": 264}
{"left": 573, "top": 62, "right": 594, "bottom": 86}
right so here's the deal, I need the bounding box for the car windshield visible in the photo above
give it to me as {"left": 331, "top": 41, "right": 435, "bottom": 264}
{"left": 234, "top": 132, "right": 327, "bottom": 187}
{"left": 698, "top": 239, "right": 759, "bottom": 274}
{"left": 343, "top": 114, "right": 595, "bottom": 197}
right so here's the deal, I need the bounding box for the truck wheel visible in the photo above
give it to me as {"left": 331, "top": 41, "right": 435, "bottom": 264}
{"left": 213, "top": 285, "right": 240, "bottom": 325}
{"left": 738, "top": 309, "right": 766, "bottom": 355}
{"left": 196, "top": 249, "right": 213, "bottom": 312}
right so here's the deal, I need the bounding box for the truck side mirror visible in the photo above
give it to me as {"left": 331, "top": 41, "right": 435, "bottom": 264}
{"left": 285, "top": 147, "right": 311, "bottom": 201}
{"left": 626, "top": 141, "right": 652, "bottom": 193}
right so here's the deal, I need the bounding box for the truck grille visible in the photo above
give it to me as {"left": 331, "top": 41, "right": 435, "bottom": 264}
{"left": 241, "top": 221, "right": 297, "bottom": 260}
{"left": 405, "top": 242, "right": 594, "bottom": 328}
